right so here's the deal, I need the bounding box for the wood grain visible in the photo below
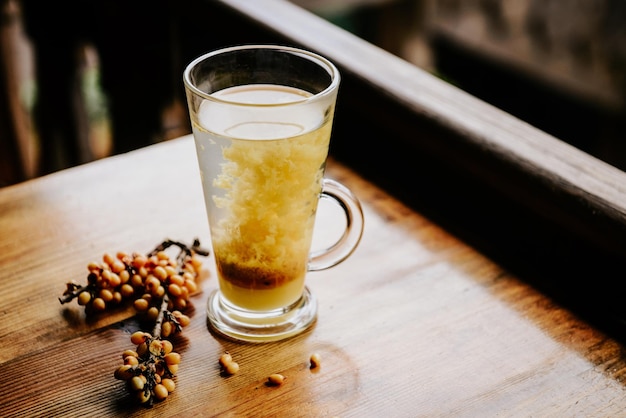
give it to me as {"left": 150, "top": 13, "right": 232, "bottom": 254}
{"left": 2, "top": 136, "right": 626, "bottom": 417}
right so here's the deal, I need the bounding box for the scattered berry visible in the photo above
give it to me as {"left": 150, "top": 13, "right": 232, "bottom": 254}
{"left": 218, "top": 351, "right": 239, "bottom": 375}
{"left": 267, "top": 374, "right": 285, "bottom": 386}
{"left": 310, "top": 352, "right": 321, "bottom": 369}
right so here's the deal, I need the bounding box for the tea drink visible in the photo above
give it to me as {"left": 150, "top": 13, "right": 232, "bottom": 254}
{"left": 192, "top": 84, "right": 333, "bottom": 311}
{"left": 186, "top": 45, "right": 363, "bottom": 342}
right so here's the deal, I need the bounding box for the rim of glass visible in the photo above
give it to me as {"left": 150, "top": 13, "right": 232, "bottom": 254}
{"left": 183, "top": 45, "right": 340, "bottom": 107}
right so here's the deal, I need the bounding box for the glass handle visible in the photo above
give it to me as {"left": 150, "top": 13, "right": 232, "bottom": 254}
{"left": 308, "top": 178, "right": 364, "bottom": 272}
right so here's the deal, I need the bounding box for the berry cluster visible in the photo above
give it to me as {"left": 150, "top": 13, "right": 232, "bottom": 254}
{"left": 114, "top": 331, "right": 180, "bottom": 404}
{"left": 59, "top": 239, "right": 209, "bottom": 406}
{"left": 60, "top": 239, "right": 207, "bottom": 317}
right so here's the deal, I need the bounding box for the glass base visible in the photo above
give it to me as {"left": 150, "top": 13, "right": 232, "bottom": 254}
{"left": 206, "top": 287, "right": 317, "bottom": 342}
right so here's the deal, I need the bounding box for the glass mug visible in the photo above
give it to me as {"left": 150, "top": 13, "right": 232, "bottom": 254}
{"left": 183, "top": 45, "right": 364, "bottom": 342}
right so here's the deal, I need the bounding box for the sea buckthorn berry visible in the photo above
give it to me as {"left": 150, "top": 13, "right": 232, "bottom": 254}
{"left": 164, "top": 352, "right": 181, "bottom": 365}
{"left": 184, "top": 279, "right": 198, "bottom": 294}
{"left": 130, "top": 375, "right": 145, "bottom": 391}
{"left": 267, "top": 374, "right": 285, "bottom": 386}
{"left": 101, "top": 269, "right": 112, "bottom": 283}
{"left": 108, "top": 273, "right": 121, "bottom": 288}
{"left": 77, "top": 291, "right": 91, "bottom": 306}
{"left": 168, "top": 283, "right": 182, "bottom": 297}
{"left": 120, "top": 283, "right": 134, "bottom": 298}
{"left": 111, "top": 259, "right": 126, "bottom": 274}
{"left": 154, "top": 383, "right": 169, "bottom": 401}
{"left": 114, "top": 365, "right": 134, "bottom": 380}
{"left": 136, "top": 389, "right": 151, "bottom": 404}
{"left": 130, "top": 331, "right": 149, "bottom": 345}
{"left": 223, "top": 361, "right": 239, "bottom": 375}
{"left": 162, "top": 340, "right": 173, "bottom": 354}
{"left": 162, "top": 378, "right": 176, "bottom": 393}
{"left": 310, "top": 353, "right": 321, "bottom": 369}
{"left": 219, "top": 352, "right": 232, "bottom": 367}
{"left": 112, "top": 291, "right": 123, "bottom": 304}
{"left": 99, "top": 289, "right": 113, "bottom": 302}
{"left": 87, "top": 261, "right": 100, "bottom": 272}
{"left": 116, "top": 251, "right": 128, "bottom": 260}
{"left": 145, "top": 276, "right": 160, "bottom": 292}
{"left": 124, "top": 356, "right": 139, "bottom": 366}
{"left": 136, "top": 342, "right": 148, "bottom": 356}
{"left": 134, "top": 298, "right": 149, "bottom": 312}
{"left": 103, "top": 253, "right": 116, "bottom": 266}
{"left": 161, "top": 321, "right": 173, "bottom": 338}
{"left": 169, "top": 274, "right": 184, "bottom": 287}
{"left": 154, "top": 285, "right": 166, "bottom": 298}
{"left": 153, "top": 266, "right": 168, "bottom": 280}
{"left": 146, "top": 306, "right": 159, "bottom": 321}
{"left": 178, "top": 314, "right": 190, "bottom": 327}
{"left": 91, "top": 297, "right": 106, "bottom": 311}
{"left": 138, "top": 266, "right": 148, "bottom": 278}
{"left": 173, "top": 297, "right": 187, "bottom": 310}
{"left": 167, "top": 364, "right": 179, "bottom": 375}
{"left": 130, "top": 274, "right": 143, "bottom": 288}
{"left": 132, "top": 254, "right": 147, "bottom": 269}
{"left": 122, "top": 350, "right": 138, "bottom": 359}
{"left": 190, "top": 255, "right": 203, "bottom": 270}
{"left": 149, "top": 339, "right": 164, "bottom": 356}
{"left": 119, "top": 269, "right": 130, "bottom": 283}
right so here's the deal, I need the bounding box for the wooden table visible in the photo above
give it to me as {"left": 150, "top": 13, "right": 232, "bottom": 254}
{"left": 2, "top": 135, "right": 626, "bottom": 417}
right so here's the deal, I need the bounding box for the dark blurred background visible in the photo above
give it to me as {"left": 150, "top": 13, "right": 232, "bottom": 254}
{"left": 2, "top": 0, "right": 625, "bottom": 187}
